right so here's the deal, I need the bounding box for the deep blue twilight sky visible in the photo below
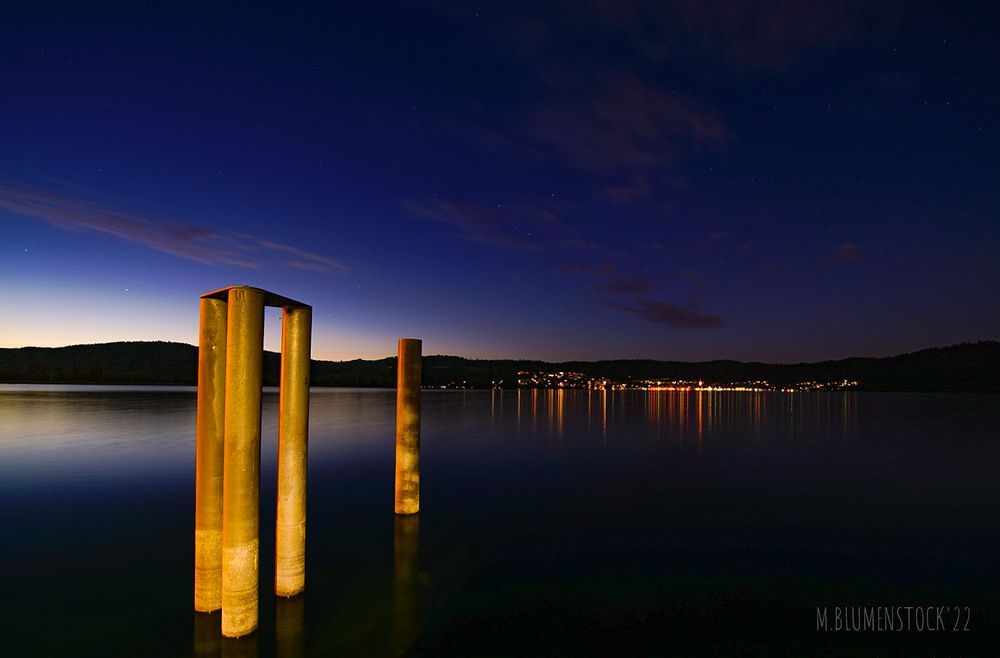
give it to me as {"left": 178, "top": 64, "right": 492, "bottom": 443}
{"left": 1, "top": 2, "right": 997, "bottom": 361}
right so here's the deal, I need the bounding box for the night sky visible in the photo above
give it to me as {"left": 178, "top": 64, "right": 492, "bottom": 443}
{"left": 2, "top": 2, "right": 997, "bottom": 362}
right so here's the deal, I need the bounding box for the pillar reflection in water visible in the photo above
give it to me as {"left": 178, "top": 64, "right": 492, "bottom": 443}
{"left": 193, "top": 611, "right": 221, "bottom": 657}
{"left": 220, "top": 633, "right": 258, "bottom": 658}
{"left": 275, "top": 595, "right": 306, "bottom": 658}
{"left": 192, "top": 598, "right": 303, "bottom": 658}
{"left": 392, "top": 514, "right": 421, "bottom": 656}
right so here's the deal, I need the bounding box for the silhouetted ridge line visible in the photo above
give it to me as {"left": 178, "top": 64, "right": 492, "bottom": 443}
{"left": 0, "top": 341, "right": 997, "bottom": 391}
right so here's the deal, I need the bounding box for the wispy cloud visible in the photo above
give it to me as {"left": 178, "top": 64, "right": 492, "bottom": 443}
{"left": 556, "top": 263, "right": 590, "bottom": 276}
{"left": 442, "top": 2, "right": 873, "bottom": 78}
{"left": 597, "top": 276, "right": 653, "bottom": 294}
{"left": 827, "top": 242, "right": 862, "bottom": 263}
{"left": 556, "top": 260, "right": 617, "bottom": 276}
{"left": 0, "top": 182, "right": 348, "bottom": 272}
{"left": 588, "top": 0, "right": 870, "bottom": 73}
{"left": 256, "top": 239, "right": 348, "bottom": 272}
{"left": 528, "top": 71, "right": 726, "bottom": 174}
{"left": 600, "top": 177, "right": 652, "bottom": 203}
{"left": 608, "top": 298, "right": 726, "bottom": 329}
{"left": 402, "top": 198, "right": 580, "bottom": 251}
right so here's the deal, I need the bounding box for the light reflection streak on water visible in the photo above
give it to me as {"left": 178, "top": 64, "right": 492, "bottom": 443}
{"left": 556, "top": 389, "right": 564, "bottom": 443}
{"left": 586, "top": 389, "right": 592, "bottom": 431}
{"left": 0, "top": 386, "right": 868, "bottom": 492}
{"left": 697, "top": 390, "right": 703, "bottom": 453}
{"left": 601, "top": 389, "right": 607, "bottom": 444}
{"left": 531, "top": 389, "right": 538, "bottom": 433}
{"left": 516, "top": 388, "right": 522, "bottom": 434}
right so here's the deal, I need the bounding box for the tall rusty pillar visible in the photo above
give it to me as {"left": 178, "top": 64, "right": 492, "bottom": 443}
{"left": 276, "top": 305, "right": 312, "bottom": 597}
{"left": 195, "top": 285, "right": 312, "bottom": 640}
{"left": 195, "top": 296, "right": 227, "bottom": 612}
{"left": 394, "top": 338, "right": 421, "bottom": 515}
{"left": 221, "top": 287, "right": 265, "bottom": 638}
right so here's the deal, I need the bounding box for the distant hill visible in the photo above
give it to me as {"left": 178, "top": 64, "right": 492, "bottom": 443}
{"left": 0, "top": 340, "right": 998, "bottom": 391}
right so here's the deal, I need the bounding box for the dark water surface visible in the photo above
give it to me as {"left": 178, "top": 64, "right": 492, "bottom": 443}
{"left": 1, "top": 385, "right": 998, "bottom": 656}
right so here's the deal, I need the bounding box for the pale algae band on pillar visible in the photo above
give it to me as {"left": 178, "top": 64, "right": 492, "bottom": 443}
{"left": 193, "top": 285, "right": 312, "bottom": 639}
{"left": 394, "top": 338, "right": 422, "bottom": 515}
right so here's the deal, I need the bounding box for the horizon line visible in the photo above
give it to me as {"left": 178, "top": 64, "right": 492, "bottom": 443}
{"left": 2, "top": 338, "right": 997, "bottom": 367}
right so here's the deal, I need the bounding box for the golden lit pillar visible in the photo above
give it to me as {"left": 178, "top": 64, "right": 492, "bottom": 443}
{"left": 394, "top": 338, "right": 421, "bottom": 515}
{"left": 221, "top": 287, "right": 265, "bottom": 638}
{"left": 276, "top": 305, "right": 311, "bottom": 597}
{"left": 195, "top": 297, "right": 227, "bottom": 612}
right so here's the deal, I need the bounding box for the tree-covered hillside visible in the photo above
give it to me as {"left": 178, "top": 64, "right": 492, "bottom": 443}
{"left": 0, "top": 341, "right": 997, "bottom": 391}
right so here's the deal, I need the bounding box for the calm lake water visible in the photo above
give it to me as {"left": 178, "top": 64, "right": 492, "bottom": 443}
{"left": 0, "top": 385, "right": 998, "bottom": 656}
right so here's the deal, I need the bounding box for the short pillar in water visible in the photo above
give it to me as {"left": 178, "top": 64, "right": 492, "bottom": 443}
{"left": 394, "top": 338, "right": 421, "bottom": 515}
{"left": 221, "top": 287, "right": 265, "bottom": 638}
{"left": 275, "top": 305, "right": 311, "bottom": 597}
{"left": 195, "top": 297, "right": 227, "bottom": 612}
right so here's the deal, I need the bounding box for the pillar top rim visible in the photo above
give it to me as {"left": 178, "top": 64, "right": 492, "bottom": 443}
{"left": 201, "top": 285, "right": 311, "bottom": 309}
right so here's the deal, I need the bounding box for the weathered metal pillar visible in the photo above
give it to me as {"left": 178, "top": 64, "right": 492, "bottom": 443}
{"left": 221, "top": 287, "right": 265, "bottom": 638}
{"left": 195, "top": 285, "right": 312, "bottom": 639}
{"left": 394, "top": 338, "right": 421, "bottom": 515}
{"left": 195, "top": 297, "right": 227, "bottom": 612}
{"left": 276, "top": 305, "right": 311, "bottom": 597}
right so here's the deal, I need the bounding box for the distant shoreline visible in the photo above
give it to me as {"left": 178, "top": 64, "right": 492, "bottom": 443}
{"left": 2, "top": 382, "right": 997, "bottom": 395}
{"left": 1, "top": 340, "right": 998, "bottom": 393}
